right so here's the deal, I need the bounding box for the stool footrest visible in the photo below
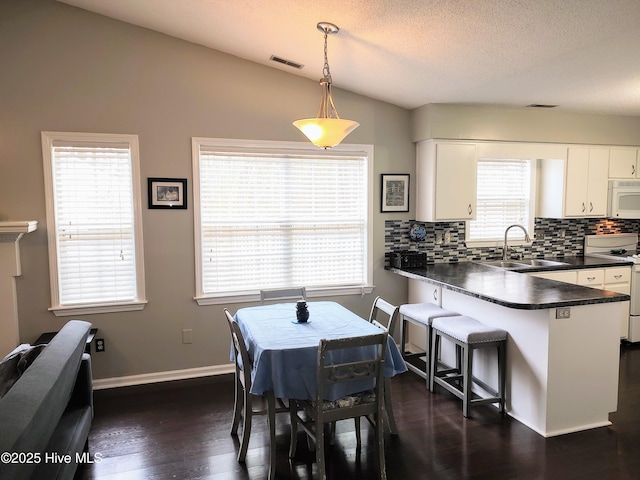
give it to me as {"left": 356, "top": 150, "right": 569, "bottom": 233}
{"left": 404, "top": 354, "right": 428, "bottom": 380}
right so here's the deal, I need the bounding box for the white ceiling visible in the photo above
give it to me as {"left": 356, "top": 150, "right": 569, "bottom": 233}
{"left": 59, "top": 0, "right": 640, "bottom": 116}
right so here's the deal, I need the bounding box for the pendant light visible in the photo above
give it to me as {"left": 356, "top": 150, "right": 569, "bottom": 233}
{"left": 293, "top": 22, "right": 359, "bottom": 149}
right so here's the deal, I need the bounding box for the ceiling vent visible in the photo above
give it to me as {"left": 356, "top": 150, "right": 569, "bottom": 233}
{"left": 270, "top": 55, "right": 304, "bottom": 70}
{"left": 527, "top": 104, "right": 558, "bottom": 109}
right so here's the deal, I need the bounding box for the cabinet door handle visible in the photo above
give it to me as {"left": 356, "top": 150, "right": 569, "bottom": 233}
{"left": 633, "top": 164, "right": 636, "bottom": 175}
{"left": 581, "top": 202, "right": 586, "bottom": 213}
{"left": 587, "top": 276, "right": 596, "bottom": 281}
{"left": 589, "top": 202, "right": 593, "bottom": 212}
{"left": 468, "top": 204, "right": 473, "bottom": 215}
{"left": 433, "top": 290, "right": 438, "bottom": 301}
{"left": 614, "top": 275, "right": 623, "bottom": 279}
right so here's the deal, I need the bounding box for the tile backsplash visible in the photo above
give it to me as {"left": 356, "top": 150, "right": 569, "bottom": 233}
{"left": 385, "top": 217, "right": 640, "bottom": 263}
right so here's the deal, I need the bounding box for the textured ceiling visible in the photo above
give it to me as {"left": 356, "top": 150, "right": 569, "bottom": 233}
{"left": 59, "top": 0, "right": 640, "bottom": 116}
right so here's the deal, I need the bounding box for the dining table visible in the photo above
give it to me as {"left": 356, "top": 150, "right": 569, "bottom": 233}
{"left": 232, "top": 300, "right": 407, "bottom": 479}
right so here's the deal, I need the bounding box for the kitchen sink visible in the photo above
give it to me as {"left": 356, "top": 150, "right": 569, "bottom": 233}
{"left": 477, "top": 260, "right": 531, "bottom": 270}
{"left": 476, "top": 259, "right": 569, "bottom": 270}
{"left": 519, "top": 259, "right": 569, "bottom": 267}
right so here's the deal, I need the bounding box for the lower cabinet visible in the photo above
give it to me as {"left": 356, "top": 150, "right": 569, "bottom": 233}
{"left": 529, "top": 267, "right": 631, "bottom": 338}
{"left": 406, "top": 279, "right": 443, "bottom": 351}
{"left": 408, "top": 279, "right": 442, "bottom": 306}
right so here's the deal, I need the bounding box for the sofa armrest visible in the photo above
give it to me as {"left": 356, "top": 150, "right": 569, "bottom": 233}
{"left": 68, "top": 354, "right": 93, "bottom": 418}
{"left": 0, "top": 320, "right": 91, "bottom": 480}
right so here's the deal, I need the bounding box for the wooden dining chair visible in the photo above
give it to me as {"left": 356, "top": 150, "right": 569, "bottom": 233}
{"left": 260, "top": 287, "right": 307, "bottom": 305}
{"left": 367, "top": 296, "right": 400, "bottom": 435}
{"left": 289, "top": 333, "right": 388, "bottom": 480}
{"left": 224, "top": 308, "right": 288, "bottom": 473}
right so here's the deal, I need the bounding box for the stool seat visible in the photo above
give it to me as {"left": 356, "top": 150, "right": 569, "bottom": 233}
{"left": 432, "top": 316, "right": 507, "bottom": 344}
{"left": 399, "top": 303, "right": 458, "bottom": 326}
{"left": 430, "top": 316, "right": 507, "bottom": 417}
{"left": 399, "top": 303, "right": 460, "bottom": 385}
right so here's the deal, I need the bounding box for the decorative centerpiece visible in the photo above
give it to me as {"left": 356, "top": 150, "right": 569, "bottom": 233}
{"left": 409, "top": 223, "right": 427, "bottom": 242}
{"left": 296, "top": 300, "right": 309, "bottom": 323}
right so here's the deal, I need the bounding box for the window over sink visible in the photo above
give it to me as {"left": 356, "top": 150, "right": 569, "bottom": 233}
{"left": 466, "top": 157, "right": 536, "bottom": 246}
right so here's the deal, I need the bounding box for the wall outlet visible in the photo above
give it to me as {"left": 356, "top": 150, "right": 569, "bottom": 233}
{"left": 95, "top": 338, "right": 105, "bottom": 352}
{"left": 556, "top": 308, "right": 571, "bottom": 319}
{"left": 535, "top": 231, "right": 545, "bottom": 240}
{"left": 182, "top": 329, "right": 193, "bottom": 344}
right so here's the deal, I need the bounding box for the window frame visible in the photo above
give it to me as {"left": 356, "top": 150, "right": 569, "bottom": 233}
{"left": 191, "top": 137, "right": 374, "bottom": 305}
{"left": 465, "top": 157, "right": 537, "bottom": 248}
{"left": 41, "top": 131, "right": 147, "bottom": 316}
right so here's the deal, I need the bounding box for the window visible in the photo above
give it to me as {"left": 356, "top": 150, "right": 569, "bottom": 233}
{"left": 467, "top": 158, "right": 536, "bottom": 245}
{"left": 41, "top": 132, "right": 146, "bottom": 316}
{"left": 192, "top": 138, "right": 373, "bottom": 304}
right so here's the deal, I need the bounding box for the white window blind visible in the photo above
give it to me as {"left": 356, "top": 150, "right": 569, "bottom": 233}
{"left": 42, "top": 132, "right": 146, "bottom": 315}
{"left": 192, "top": 139, "right": 372, "bottom": 301}
{"left": 468, "top": 158, "right": 533, "bottom": 242}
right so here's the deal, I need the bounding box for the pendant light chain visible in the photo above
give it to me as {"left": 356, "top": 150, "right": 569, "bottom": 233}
{"left": 292, "top": 21, "right": 359, "bottom": 148}
{"left": 322, "top": 30, "right": 332, "bottom": 84}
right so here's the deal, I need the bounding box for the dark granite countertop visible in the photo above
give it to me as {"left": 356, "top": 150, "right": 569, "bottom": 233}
{"left": 386, "top": 257, "right": 632, "bottom": 310}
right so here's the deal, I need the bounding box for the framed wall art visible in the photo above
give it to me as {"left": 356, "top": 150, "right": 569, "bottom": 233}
{"left": 148, "top": 177, "right": 187, "bottom": 209}
{"left": 381, "top": 174, "right": 409, "bottom": 212}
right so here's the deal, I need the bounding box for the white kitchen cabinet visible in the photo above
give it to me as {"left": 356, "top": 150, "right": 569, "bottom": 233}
{"left": 408, "top": 278, "right": 442, "bottom": 306}
{"left": 539, "top": 147, "right": 609, "bottom": 218}
{"left": 609, "top": 148, "right": 640, "bottom": 178}
{"left": 565, "top": 148, "right": 609, "bottom": 216}
{"left": 406, "top": 279, "right": 443, "bottom": 351}
{"left": 603, "top": 267, "right": 631, "bottom": 338}
{"left": 576, "top": 269, "right": 604, "bottom": 288}
{"left": 416, "top": 141, "right": 477, "bottom": 221}
{"left": 529, "top": 266, "right": 631, "bottom": 338}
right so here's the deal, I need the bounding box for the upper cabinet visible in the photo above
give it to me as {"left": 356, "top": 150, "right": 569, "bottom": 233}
{"left": 416, "top": 141, "right": 477, "bottom": 222}
{"left": 539, "top": 147, "right": 609, "bottom": 218}
{"left": 609, "top": 148, "right": 640, "bottom": 178}
{"left": 565, "top": 147, "right": 609, "bottom": 217}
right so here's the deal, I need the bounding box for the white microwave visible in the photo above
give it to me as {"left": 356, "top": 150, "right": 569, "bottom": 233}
{"left": 608, "top": 180, "right": 640, "bottom": 218}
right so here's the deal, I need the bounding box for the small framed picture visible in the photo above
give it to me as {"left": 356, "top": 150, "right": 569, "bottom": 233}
{"left": 148, "top": 178, "right": 187, "bottom": 209}
{"left": 381, "top": 174, "right": 409, "bottom": 212}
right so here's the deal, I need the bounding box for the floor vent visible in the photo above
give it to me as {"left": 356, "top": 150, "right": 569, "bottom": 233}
{"left": 270, "top": 55, "right": 304, "bottom": 69}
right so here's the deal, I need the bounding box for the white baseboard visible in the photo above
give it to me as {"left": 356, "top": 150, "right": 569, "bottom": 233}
{"left": 93, "top": 364, "right": 235, "bottom": 390}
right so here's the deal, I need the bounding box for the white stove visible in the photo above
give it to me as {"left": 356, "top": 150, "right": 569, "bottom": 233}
{"left": 584, "top": 233, "right": 640, "bottom": 263}
{"left": 585, "top": 233, "right": 640, "bottom": 342}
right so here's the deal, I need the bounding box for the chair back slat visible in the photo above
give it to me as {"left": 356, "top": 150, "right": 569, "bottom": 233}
{"left": 224, "top": 308, "right": 252, "bottom": 389}
{"left": 316, "top": 333, "right": 387, "bottom": 402}
{"left": 260, "top": 287, "right": 307, "bottom": 305}
{"left": 368, "top": 296, "right": 400, "bottom": 335}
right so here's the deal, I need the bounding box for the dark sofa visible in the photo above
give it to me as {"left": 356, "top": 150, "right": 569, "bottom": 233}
{"left": 0, "top": 320, "right": 93, "bottom": 480}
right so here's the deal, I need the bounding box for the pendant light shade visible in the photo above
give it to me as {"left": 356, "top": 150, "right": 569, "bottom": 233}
{"left": 293, "top": 22, "right": 359, "bottom": 149}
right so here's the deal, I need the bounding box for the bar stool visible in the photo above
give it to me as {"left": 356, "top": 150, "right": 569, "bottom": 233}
{"left": 398, "top": 303, "right": 460, "bottom": 386}
{"left": 429, "top": 315, "right": 507, "bottom": 417}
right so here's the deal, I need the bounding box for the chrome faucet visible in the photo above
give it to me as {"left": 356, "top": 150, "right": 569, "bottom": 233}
{"left": 503, "top": 224, "right": 532, "bottom": 260}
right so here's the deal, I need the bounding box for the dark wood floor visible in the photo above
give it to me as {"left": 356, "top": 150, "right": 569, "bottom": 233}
{"left": 76, "top": 342, "right": 640, "bottom": 480}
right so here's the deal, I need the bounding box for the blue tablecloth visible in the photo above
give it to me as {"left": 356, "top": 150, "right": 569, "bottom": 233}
{"left": 233, "top": 301, "right": 407, "bottom": 401}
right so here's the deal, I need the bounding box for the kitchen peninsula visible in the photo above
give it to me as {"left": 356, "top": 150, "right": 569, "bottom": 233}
{"left": 388, "top": 259, "right": 630, "bottom": 437}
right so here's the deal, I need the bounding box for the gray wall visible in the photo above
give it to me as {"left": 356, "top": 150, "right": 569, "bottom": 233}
{"left": 3, "top": 0, "right": 640, "bottom": 384}
{"left": 412, "top": 104, "right": 640, "bottom": 145}
{"left": 0, "top": 0, "right": 413, "bottom": 381}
